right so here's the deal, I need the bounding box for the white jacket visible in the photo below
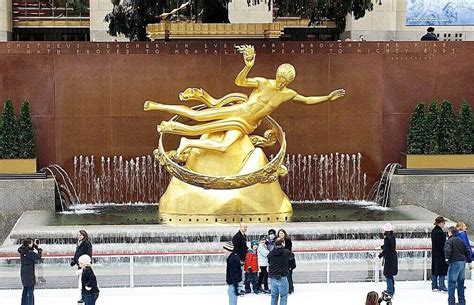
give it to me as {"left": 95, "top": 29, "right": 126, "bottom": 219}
{"left": 257, "top": 243, "right": 269, "bottom": 267}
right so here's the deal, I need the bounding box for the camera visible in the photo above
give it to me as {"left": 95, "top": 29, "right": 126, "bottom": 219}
{"left": 378, "top": 291, "right": 392, "bottom": 305}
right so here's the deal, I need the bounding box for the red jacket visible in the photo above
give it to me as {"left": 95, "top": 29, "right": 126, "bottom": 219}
{"left": 244, "top": 250, "right": 258, "bottom": 273}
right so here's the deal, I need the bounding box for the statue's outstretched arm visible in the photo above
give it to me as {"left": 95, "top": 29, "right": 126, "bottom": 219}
{"left": 234, "top": 45, "right": 259, "bottom": 88}
{"left": 292, "top": 89, "right": 345, "bottom": 105}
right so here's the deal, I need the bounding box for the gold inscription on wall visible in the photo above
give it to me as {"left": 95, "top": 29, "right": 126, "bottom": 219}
{"left": 0, "top": 42, "right": 459, "bottom": 57}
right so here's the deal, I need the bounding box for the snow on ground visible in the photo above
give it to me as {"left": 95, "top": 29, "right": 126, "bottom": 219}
{"left": 1, "top": 280, "right": 472, "bottom": 305}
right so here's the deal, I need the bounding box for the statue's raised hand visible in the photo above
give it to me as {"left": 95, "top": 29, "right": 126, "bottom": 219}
{"left": 328, "top": 89, "right": 345, "bottom": 101}
{"left": 236, "top": 45, "right": 255, "bottom": 67}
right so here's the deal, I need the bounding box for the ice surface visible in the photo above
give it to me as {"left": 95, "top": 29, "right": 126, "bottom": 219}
{"left": 1, "top": 280, "right": 472, "bottom": 305}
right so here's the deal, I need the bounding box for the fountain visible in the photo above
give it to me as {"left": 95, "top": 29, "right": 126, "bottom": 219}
{"left": 0, "top": 44, "right": 454, "bottom": 289}
{"left": 71, "top": 152, "right": 367, "bottom": 205}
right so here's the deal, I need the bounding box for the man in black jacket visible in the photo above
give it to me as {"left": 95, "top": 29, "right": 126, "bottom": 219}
{"left": 232, "top": 222, "right": 248, "bottom": 294}
{"left": 268, "top": 238, "right": 296, "bottom": 305}
{"left": 224, "top": 241, "right": 242, "bottom": 305}
{"left": 431, "top": 216, "right": 448, "bottom": 292}
{"left": 232, "top": 223, "right": 248, "bottom": 263}
{"left": 18, "top": 238, "right": 42, "bottom": 305}
{"left": 421, "top": 27, "right": 439, "bottom": 41}
{"left": 445, "top": 227, "right": 472, "bottom": 305}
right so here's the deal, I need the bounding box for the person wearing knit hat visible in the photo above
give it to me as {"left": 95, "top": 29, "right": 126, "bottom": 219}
{"left": 223, "top": 241, "right": 234, "bottom": 252}
{"left": 244, "top": 240, "right": 260, "bottom": 294}
{"left": 78, "top": 254, "right": 100, "bottom": 305}
{"left": 224, "top": 241, "right": 242, "bottom": 305}
{"left": 383, "top": 223, "right": 394, "bottom": 232}
{"left": 378, "top": 223, "right": 398, "bottom": 298}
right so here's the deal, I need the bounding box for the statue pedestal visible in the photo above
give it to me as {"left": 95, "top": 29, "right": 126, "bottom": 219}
{"left": 159, "top": 133, "right": 292, "bottom": 222}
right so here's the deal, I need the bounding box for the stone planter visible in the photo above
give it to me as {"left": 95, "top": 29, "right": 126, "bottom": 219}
{"left": 0, "top": 158, "right": 37, "bottom": 174}
{"left": 401, "top": 153, "right": 474, "bottom": 169}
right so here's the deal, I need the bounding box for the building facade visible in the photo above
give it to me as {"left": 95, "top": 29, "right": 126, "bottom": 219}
{"left": 1, "top": 0, "right": 474, "bottom": 42}
{"left": 346, "top": 0, "right": 474, "bottom": 41}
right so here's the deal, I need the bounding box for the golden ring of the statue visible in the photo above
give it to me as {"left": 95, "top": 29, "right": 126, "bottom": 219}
{"left": 154, "top": 106, "right": 288, "bottom": 190}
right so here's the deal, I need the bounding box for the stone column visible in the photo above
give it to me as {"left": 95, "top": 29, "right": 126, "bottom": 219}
{"left": 344, "top": 0, "right": 397, "bottom": 41}
{"left": 0, "top": 0, "right": 12, "bottom": 41}
{"left": 90, "top": 0, "right": 127, "bottom": 42}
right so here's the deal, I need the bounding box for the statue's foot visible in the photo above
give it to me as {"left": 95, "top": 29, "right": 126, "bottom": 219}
{"left": 176, "top": 138, "right": 190, "bottom": 156}
{"left": 144, "top": 101, "right": 160, "bottom": 111}
{"left": 167, "top": 150, "right": 189, "bottom": 163}
{"left": 157, "top": 121, "right": 174, "bottom": 133}
{"left": 179, "top": 88, "right": 204, "bottom": 102}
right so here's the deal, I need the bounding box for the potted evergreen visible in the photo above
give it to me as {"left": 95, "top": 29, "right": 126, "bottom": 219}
{"left": 403, "top": 99, "right": 474, "bottom": 169}
{"left": 0, "top": 99, "right": 37, "bottom": 173}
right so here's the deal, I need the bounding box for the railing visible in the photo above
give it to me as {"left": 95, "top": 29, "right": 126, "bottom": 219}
{"left": 2, "top": 247, "right": 470, "bottom": 289}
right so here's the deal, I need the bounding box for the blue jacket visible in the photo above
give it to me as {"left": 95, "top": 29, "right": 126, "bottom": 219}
{"left": 457, "top": 231, "right": 474, "bottom": 260}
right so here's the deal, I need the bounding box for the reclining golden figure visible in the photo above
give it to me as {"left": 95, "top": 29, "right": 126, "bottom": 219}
{"left": 144, "top": 45, "right": 345, "bottom": 161}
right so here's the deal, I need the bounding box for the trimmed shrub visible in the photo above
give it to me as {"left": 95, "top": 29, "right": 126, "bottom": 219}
{"left": 457, "top": 100, "right": 473, "bottom": 154}
{"left": 0, "top": 99, "right": 19, "bottom": 158}
{"left": 438, "top": 100, "right": 457, "bottom": 154}
{"left": 17, "top": 100, "right": 36, "bottom": 158}
{"left": 424, "top": 100, "right": 440, "bottom": 154}
{"left": 406, "top": 103, "right": 426, "bottom": 154}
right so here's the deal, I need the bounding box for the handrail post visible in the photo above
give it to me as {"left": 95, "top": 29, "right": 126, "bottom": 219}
{"left": 181, "top": 254, "right": 185, "bottom": 287}
{"left": 129, "top": 255, "right": 134, "bottom": 288}
{"left": 374, "top": 252, "right": 379, "bottom": 283}
{"left": 423, "top": 250, "right": 427, "bottom": 281}
{"left": 326, "top": 252, "right": 330, "bottom": 284}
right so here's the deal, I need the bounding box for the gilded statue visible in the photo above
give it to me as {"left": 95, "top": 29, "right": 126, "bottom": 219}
{"left": 144, "top": 45, "right": 345, "bottom": 161}
{"left": 144, "top": 45, "right": 345, "bottom": 222}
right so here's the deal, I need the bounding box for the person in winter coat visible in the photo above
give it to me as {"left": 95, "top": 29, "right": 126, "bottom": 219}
{"left": 18, "top": 238, "right": 42, "bottom": 305}
{"left": 268, "top": 238, "right": 296, "bottom": 305}
{"left": 244, "top": 240, "right": 259, "bottom": 293}
{"left": 455, "top": 222, "right": 474, "bottom": 265}
{"left": 257, "top": 236, "right": 270, "bottom": 293}
{"left": 71, "top": 230, "right": 93, "bottom": 268}
{"left": 278, "top": 229, "right": 294, "bottom": 294}
{"left": 232, "top": 222, "right": 248, "bottom": 294}
{"left": 232, "top": 223, "right": 248, "bottom": 263}
{"left": 71, "top": 230, "right": 93, "bottom": 303}
{"left": 78, "top": 255, "right": 100, "bottom": 305}
{"left": 444, "top": 227, "right": 472, "bottom": 305}
{"left": 432, "top": 216, "right": 448, "bottom": 292}
{"left": 268, "top": 229, "right": 277, "bottom": 251}
{"left": 224, "top": 241, "right": 242, "bottom": 305}
{"left": 420, "top": 27, "right": 438, "bottom": 41}
{"left": 378, "top": 223, "right": 398, "bottom": 297}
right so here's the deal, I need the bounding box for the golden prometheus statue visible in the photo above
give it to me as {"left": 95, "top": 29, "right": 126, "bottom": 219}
{"left": 144, "top": 45, "right": 345, "bottom": 222}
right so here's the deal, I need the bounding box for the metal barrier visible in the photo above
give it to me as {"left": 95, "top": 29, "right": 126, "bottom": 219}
{"left": 0, "top": 247, "right": 471, "bottom": 289}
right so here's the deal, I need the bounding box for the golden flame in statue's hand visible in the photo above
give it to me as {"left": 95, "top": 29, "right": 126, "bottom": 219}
{"left": 236, "top": 45, "right": 256, "bottom": 65}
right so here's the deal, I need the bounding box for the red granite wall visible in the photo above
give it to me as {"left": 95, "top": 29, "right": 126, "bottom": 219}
{"left": 0, "top": 41, "right": 472, "bottom": 189}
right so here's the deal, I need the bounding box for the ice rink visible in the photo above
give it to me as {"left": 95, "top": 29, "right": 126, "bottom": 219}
{"left": 1, "top": 280, "right": 472, "bottom": 305}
